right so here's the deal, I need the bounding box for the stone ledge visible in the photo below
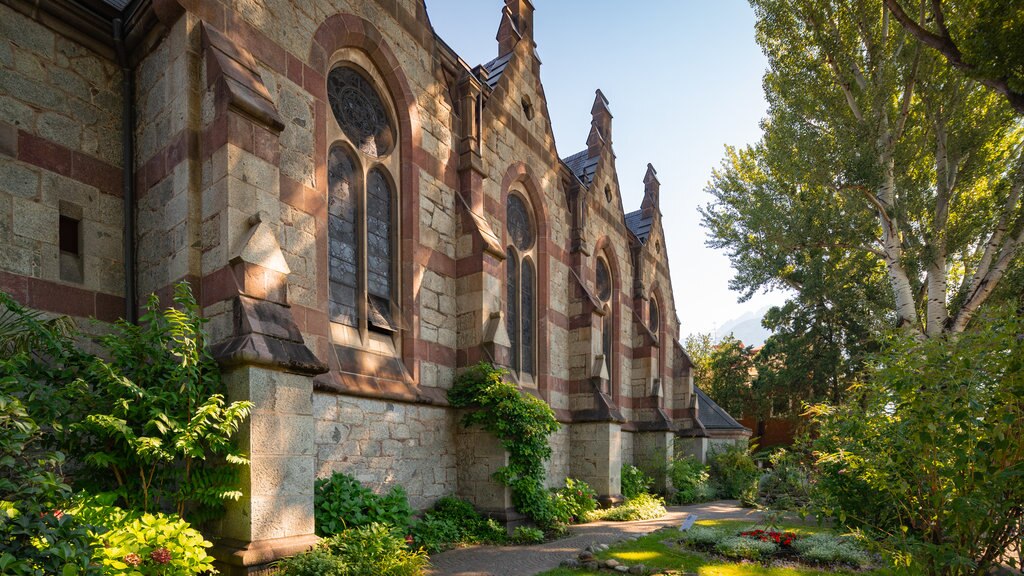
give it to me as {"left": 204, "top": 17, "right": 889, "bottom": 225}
{"left": 211, "top": 533, "right": 319, "bottom": 576}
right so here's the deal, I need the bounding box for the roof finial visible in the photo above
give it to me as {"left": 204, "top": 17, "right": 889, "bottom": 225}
{"left": 642, "top": 163, "right": 660, "bottom": 214}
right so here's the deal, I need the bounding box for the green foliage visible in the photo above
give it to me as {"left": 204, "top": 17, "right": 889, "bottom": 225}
{"left": 0, "top": 285, "right": 252, "bottom": 524}
{"left": 587, "top": 493, "right": 667, "bottom": 522}
{"left": 276, "top": 549, "right": 347, "bottom": 576}
{"left": 550, "top": 478, "right": 598, "bottom": 524}
{"left": 0, "top": 387, "right": 98, "bottom": 576}
{"left": 314, "top": 471, "right": 413, "bottom": 536}
{"left": 792, "top": 534, "right": 870, "bottom": 567}
{"left": 682, "top": 332, "right": 714, "bottom": 389}
{"left": 756, "top": 449, "right": 811, "bottom": 511}
{"left": 704, "top": 336, "right": 755, "bottom": 417}
{"left": 619, "top": 465, "right": 652, "bottom": 500}
{"left": 707, "top": 444, "right": 760, "bottom": 501}
{"left": 408, "top": 496, "right": 506, "bottom": 553}
{"left": 447, "top": 363, "right": 560, "bottom": 528}
{"left": 679, "top": 525, "right": 730, "bottom": 548}
{"left": 667, "top": 456, "right": 714, "bottom": 504}
{"left": 807, "top": 307, "right": 1024, "bottom": 574}
{"left": 511, "top": 526, "right": 545, "bottom": 544}
{"left": 75, "top": 504, "right": 215, "bottom": 576}
{"left": 715, "top": 535, "right": 779, "bottom": 560}
{"left": 318, "top": 523, "right": 428, "bottom": 576}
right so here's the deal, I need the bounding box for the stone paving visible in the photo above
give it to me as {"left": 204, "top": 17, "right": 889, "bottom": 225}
{"left": 426, "top": 500, "right": 766, "bottom": 576}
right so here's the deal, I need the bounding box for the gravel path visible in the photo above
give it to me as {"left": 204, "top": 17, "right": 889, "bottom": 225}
{"left": 426, "top": 500, "right": 763, "bottom": 576}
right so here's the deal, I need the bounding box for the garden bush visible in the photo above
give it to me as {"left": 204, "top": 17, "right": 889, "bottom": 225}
{"left": 707, "top": 444, "right": 759, "bottom": 501}
{"left": 318, "top": 523, "right": 429, "bottom": 576}
{"left": 715, "top": 535, "right": 778, "bottom": 559}
{"left": 74, "top": 504, "right": 216, "bottom": 576}
{"left": 807, "top": 308, "right": 1024, "bottom": 573}
{"left": 792, "top": 534, "right": 870, "bottom": 567}
{"left": 620, "top": 465, "right": 653, "bottom": 499}
{"left": 511, "top": 526, "right": 545, "bottom": 544}
{"left": 588, "top": 493, "right": 667, "bottom": 522}
{"left": 315, "top": 471, "right": 413, "bottom": 536}
{"left": 275, "top": 549, "right": 347, "bottom": 576}
{"left": 667, "top": 456, "right": 714, "bottom": 504}
{"left": 0, "top": 389, "right": 98, "bottom": 575}
{"left": 409, "top": 496, "right": 507, "bottom": 552}
{"left": 757, "top": 449, "right": 810, "bottom": 510}
{"left": 679, "top": 525, "right": 730, "bottom": 548}
{"left": 448, "top": 363, "right": 560, "bottom": 528}
{"left": 550, "top": 477, "right": 598, "bottom": 524}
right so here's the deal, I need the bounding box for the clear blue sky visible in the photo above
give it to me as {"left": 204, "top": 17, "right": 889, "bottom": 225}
{"left": 425, "top": 0, "right": 789, "bottom": 340}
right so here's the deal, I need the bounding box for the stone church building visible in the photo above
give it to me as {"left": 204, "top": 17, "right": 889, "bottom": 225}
{"left": 0, "top": 0, "right": 748, "bottom": 571}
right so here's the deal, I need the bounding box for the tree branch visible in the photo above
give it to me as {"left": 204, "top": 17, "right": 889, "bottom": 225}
{"left": 883, "top": 0, "right": 1024, "bottom": 115}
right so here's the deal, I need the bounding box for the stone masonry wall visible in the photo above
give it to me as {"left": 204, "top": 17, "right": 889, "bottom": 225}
{"left": 0, "top": 3, "right": 125, "bottom": 320}
{"left": 313, "top": 393, "right": 457, "bottom": 510}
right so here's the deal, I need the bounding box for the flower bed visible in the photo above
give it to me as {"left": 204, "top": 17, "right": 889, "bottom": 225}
{"left": 679, "top": 524, "right": 872, "bottom": 568}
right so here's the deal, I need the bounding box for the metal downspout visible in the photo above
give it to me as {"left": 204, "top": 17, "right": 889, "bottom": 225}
{"left": 113, "top": 18, "right": 137, "bottom": 324}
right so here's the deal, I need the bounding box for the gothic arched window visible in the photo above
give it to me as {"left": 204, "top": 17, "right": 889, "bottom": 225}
{"left": 506, "top": 192, "right": 536, "bottom": 380}
{"left": 327, "top": 63, "right": 400, "bottom": 338}
{"left": 596, "top": 256, "right": 614, "bottom": 380}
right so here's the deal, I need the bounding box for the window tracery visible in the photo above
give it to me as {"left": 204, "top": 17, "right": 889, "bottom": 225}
{"left": 327, "top": 63, "right": 400, "bottom": 340}
{"left": 506, "top": 191, "right": 537, "bottom": 380}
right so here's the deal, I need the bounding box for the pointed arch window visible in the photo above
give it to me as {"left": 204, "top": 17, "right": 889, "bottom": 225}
{"left": 596, "top": 256, "right": 614, "bottom": 380}
{"left": 506, "top": 192, "right": 536, "bottom": 380}
{"left": 327, "top": 63, "right": 400, "bottom": 338}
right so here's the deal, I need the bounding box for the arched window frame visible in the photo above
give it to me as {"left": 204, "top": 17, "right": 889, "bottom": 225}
{"left": 505, "top": 189, "right": 537, "bottom": 384}
{"left": 325, "top": 55, "right": 402, "bottom": 354}
{"left": 649, "top": 296, "right": 660, "bottom": 336}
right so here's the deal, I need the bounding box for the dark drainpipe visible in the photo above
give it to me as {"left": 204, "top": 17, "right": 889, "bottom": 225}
{"left": 113, "top": 18, "right": 137, "bottom": 324}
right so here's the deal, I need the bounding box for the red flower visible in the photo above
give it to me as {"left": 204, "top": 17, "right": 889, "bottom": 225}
{"left": 52, "top": 509, "right": 65, "bottom": 519}
{"left": 405, "top": 535, "right": 414, "bottom": 545}
{"left": 124, "top": 553, "right": 142, "bottom": 567}
{"left": 149, "top": 548, "right": 172, "bottom": 565}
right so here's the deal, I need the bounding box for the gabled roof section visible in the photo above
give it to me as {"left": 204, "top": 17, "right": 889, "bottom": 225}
{"left": 561, "top": 149, "right": 599, "bottom": 187}
{"left": 482, "top": 52, "right": 513, "bottom": 90}
{"left": 624, "top": 209, "right": 654, "bottom": 244}
{"left": 695, "top": 386, "right": 749, "bottom": 431}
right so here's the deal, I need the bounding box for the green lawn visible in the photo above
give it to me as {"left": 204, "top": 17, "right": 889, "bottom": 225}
{"left": 536, "top": 521, "right": 888, "bottom": 576}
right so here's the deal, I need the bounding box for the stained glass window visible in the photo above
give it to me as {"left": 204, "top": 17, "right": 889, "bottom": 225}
{"left": 506, "top": 194, "right": 533, "bottom": 251}
{"left": 506, "top": 247, "right": 519, "bottom": 372}
{"left": 328, "top": 146, "right": 358, "bottom": 326}
{"left": 602, "top": 308, "right": 612, "bottom": 376}
{"left": 327, "top": 67, "right": 394, "bottom": 158}
{"left": 521, "top": 259, "right": 535, "bottom": 375}
{"left": 596, "top": 258, "right": 611, "bottom": 302}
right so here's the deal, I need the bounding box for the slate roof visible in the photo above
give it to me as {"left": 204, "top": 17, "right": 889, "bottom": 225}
{"left": 624, "top": 209, "right": 653, "bottom": 244}
{"left": 482, "top": 53, "right": 513, "bottom": 90}
{"left": 561, "top": 149, "right": 599, "bottom": 187}
{"left": 695, "top": 386, "right": 749, "bottom": 431}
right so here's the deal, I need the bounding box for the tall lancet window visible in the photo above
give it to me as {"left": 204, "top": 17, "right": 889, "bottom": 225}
{"left": 506, "top": 191, "right": 536, "bottom": 380}
{"left": 596, "top": 256, "right": 613, "bottom": 381}
{"left": 327, "top": 63, "right": 400, "bottom": 339}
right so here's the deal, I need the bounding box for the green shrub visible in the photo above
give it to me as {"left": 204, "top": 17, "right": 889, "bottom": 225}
{"left": 620, "top": 465, "right": 653, "bottom": 499}
{"left": 550, "top": 478, "right": 598, "bottom": 524}
{"left": 715, "top": 535, "right": 778, "bottom": 559}
{"left": 667, "top": 456, "right": 714, "bottom": 504}
{"left": 315, "top": 472, "right": 413, "bottom": 536}
{"left": 707, "top": 444, "right": 760, "bottom": 501}
{"left": 511, "top": 526, "right": 545, "bottom": 544}
{"left": 807, "top": 308, "right": 1024, "bottom": 572}
{"left": 679, "top": 525, "right": 729, "bottom": 548}
{"left": 757, "top": 449, "right": 810, "bottom": 510}
{"left": 792, "top": 534, "right": 871, "bottom": 567}
{"left": 409, "top": 516, "right": 461, "bottom": 554}
{"left": 319, "top": 523, "right": 429, "bottom": 576}
{"left": 276, "top": 549, "right": 348, "bottom": 576}
{"left": 75, "top": 505, "right": 215, "bottom": 576}
{"left": 0, "top": 286, "right": 252, "bottom": 524}
{"left": 448, "top": 363, "right": 560, "bottom": 528}
{"left": 0, "top": 390, "right": 99, "bottom": 576}
{"left": 589, "top": 493, "right": 667, "bottom": 522}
